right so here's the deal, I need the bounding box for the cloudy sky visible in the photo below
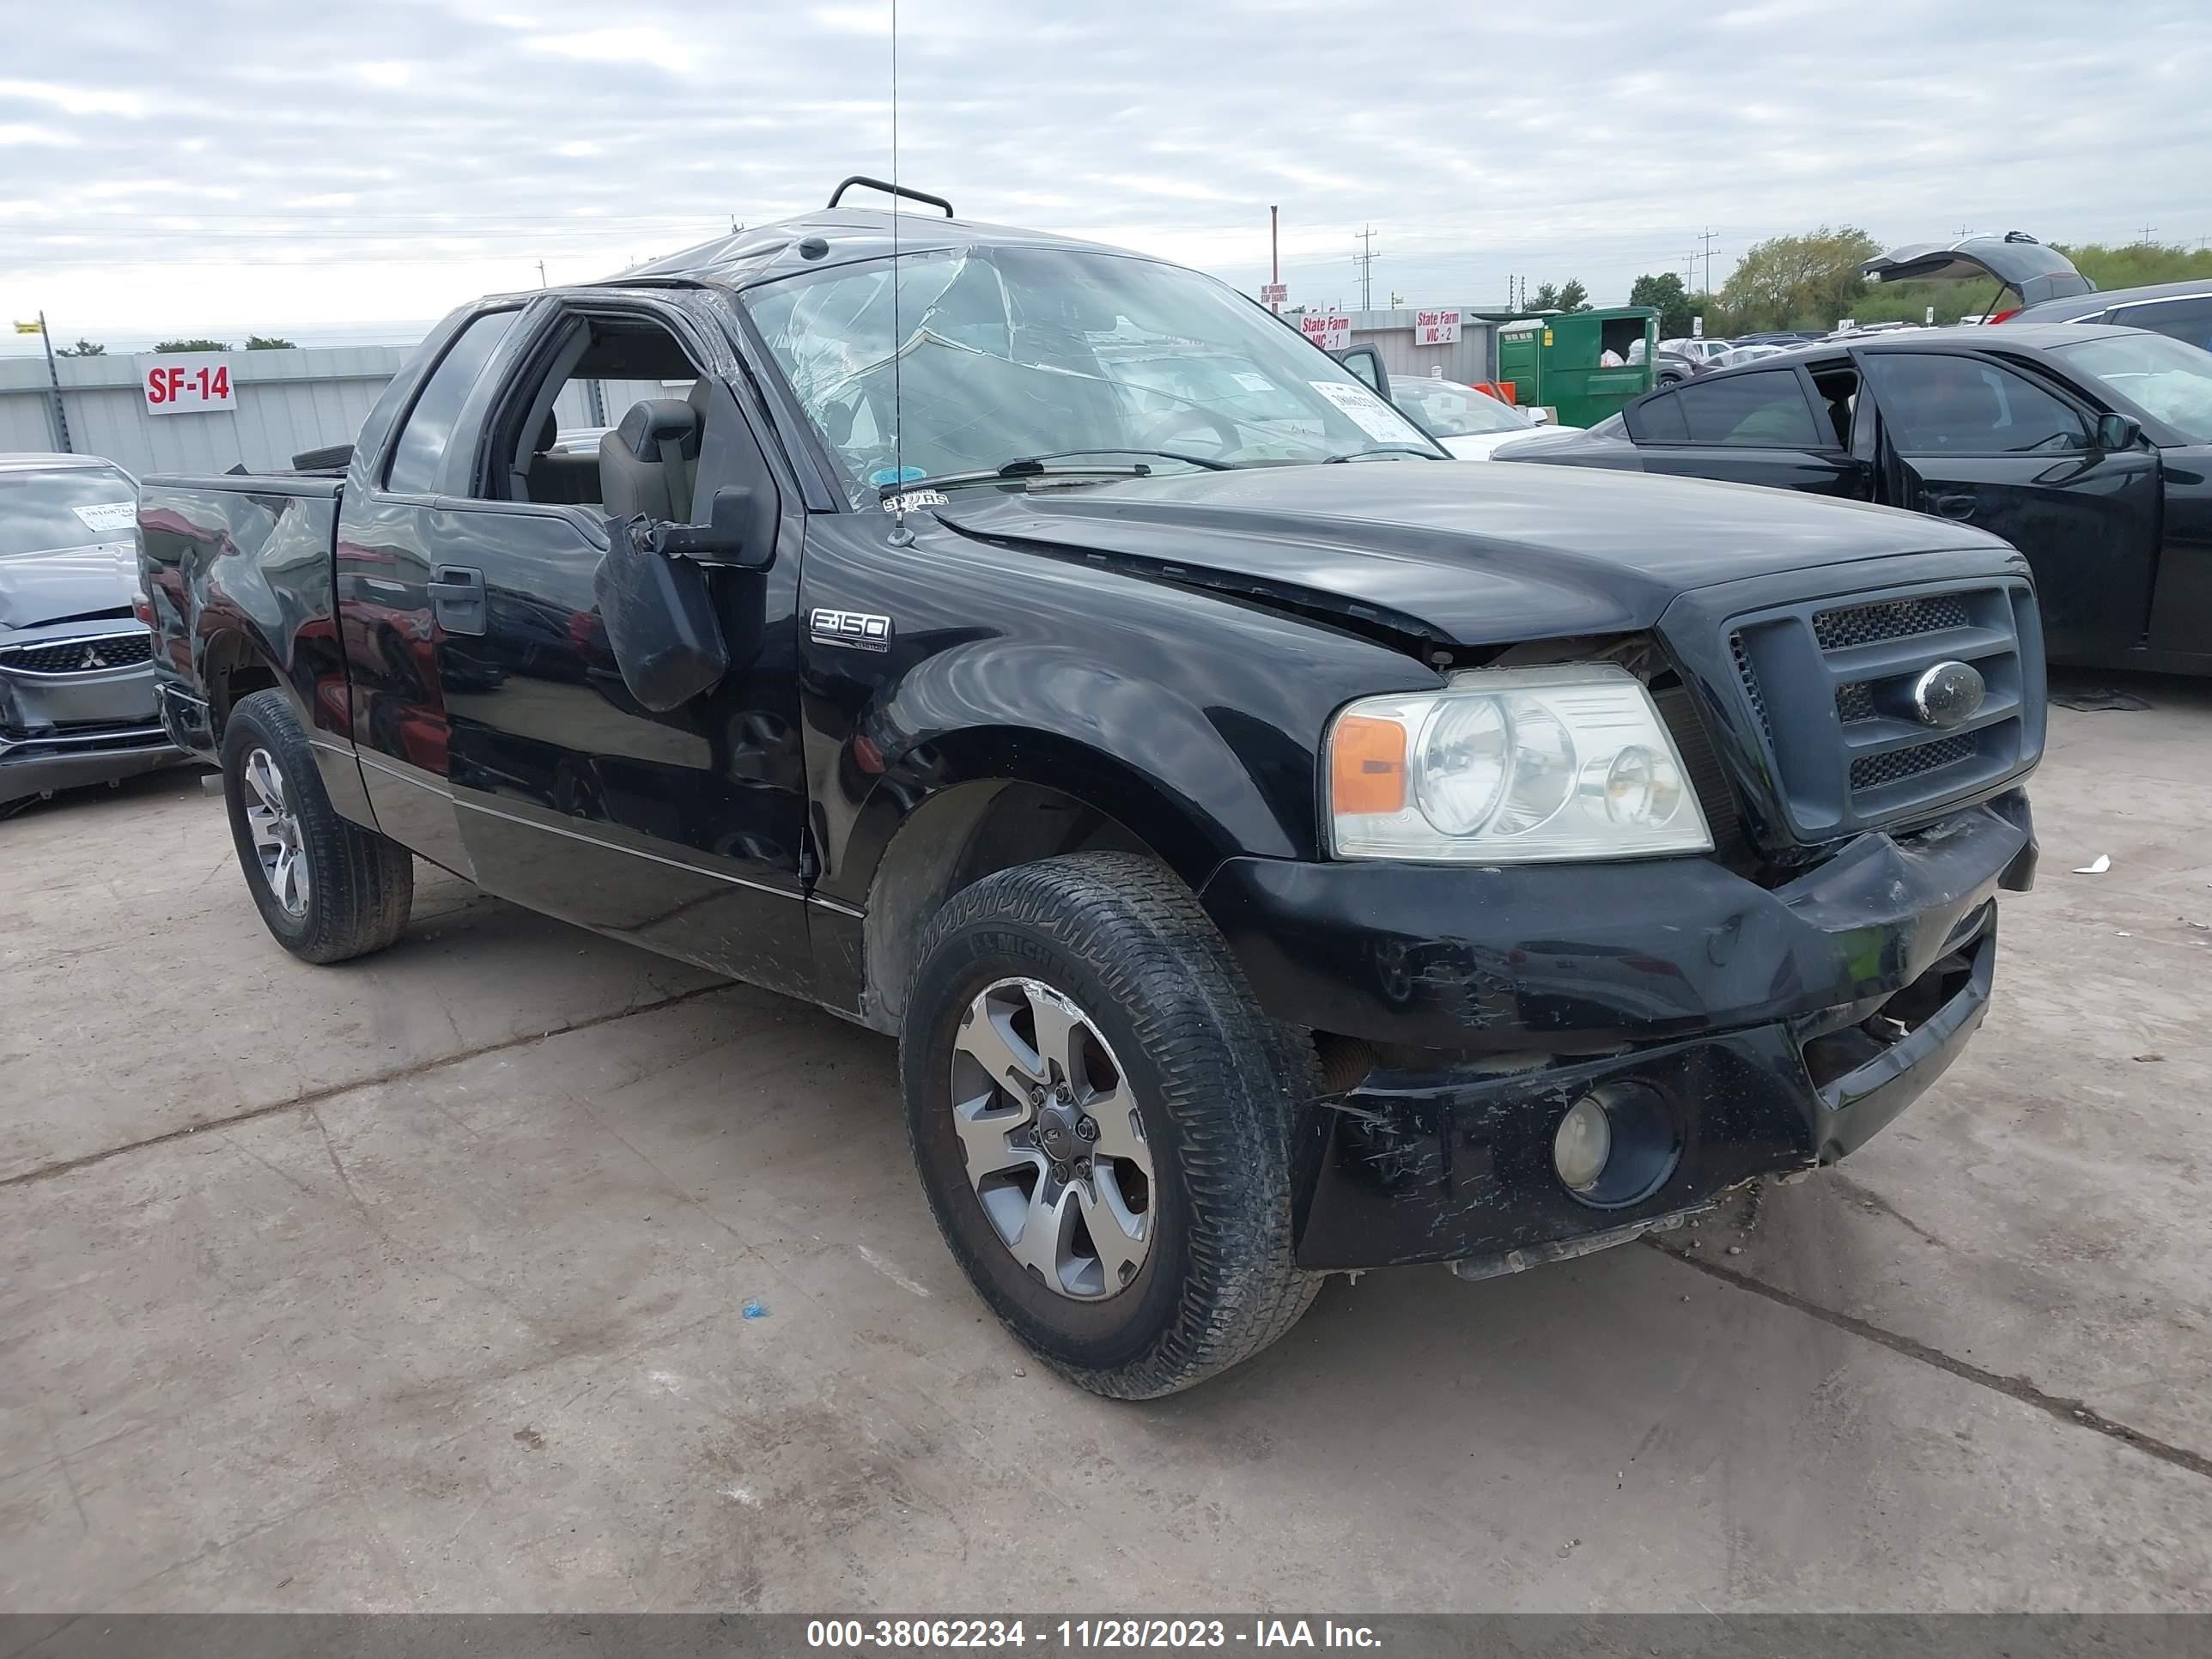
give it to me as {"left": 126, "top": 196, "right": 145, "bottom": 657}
{"left": 3, "top": 0, "right": 2209, "bottom": 353}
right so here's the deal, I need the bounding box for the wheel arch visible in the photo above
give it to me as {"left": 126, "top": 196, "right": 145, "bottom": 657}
{"left": 198, "top": 627, "right": 289, "bottom": 738}
{"left": 847, "top": 722, "right": 1290, "bottom": 1032}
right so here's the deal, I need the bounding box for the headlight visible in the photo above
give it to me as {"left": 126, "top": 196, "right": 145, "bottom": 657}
{"left": 1326, "top": 663, "right": 1712, "bottom": 862}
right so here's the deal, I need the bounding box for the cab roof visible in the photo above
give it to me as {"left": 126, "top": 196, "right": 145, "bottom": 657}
{"left": 1738, "top": 322, "right": 2140, "bottom": 369}
{"left": 598, "top": 208, "right": 1124, "bottom": 293}
{"left": 0, "top": 452, "right": 122, "bottom": 473}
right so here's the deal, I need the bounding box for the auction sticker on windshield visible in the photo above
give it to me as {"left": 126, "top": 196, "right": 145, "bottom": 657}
{"left": 71, "top": 501, "right": 137, "bottom": 534}
{"left": 1309, "top": 380, "right": 1428, "bottom": 445}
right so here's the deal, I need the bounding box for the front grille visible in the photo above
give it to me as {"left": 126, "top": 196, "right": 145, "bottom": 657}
{"left": 1729, "top": 633, "right": 1773, "bottom": 746}
{"left": 1717, "top": 579, "right": 2042, "bottom": 842}
{"left": 1850, "top": 735, "right": 1973, "bottom": 790}
{"left": 1813, "top": 595, "right": 1969, "bottom": 652}
{"left": 0, "top": 632, "right": 154, "bottom": 676}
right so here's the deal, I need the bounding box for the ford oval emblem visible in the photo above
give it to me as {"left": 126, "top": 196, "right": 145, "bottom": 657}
{"left": 1911, "top": 660, "right": 1985, "bottom": 729}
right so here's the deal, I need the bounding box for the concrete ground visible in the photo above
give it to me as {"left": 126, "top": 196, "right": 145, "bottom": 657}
{"left": 2, "top": 674, "right": 2209, "bottom": 1613}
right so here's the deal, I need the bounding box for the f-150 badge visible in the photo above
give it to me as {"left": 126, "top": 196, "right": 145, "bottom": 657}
{"left": 809, "top": 608, "right": 892, "bottom": 651}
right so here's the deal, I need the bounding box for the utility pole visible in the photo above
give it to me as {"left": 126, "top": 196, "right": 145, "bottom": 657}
{"left": 1270, "top": 204, "right": 1279, "bottom": 312}
{"left": 536, "top": 260, "right": 548, "bottom": 288}
{"left": 1352, "top": 225, "right": 1378, "bottom": 311}
{"left": 1698, "top": 227, "right": 1720, "bottom": 299}
{"left": 36, "top": 311, "right": 70, "bottom": 454}
{"left": 2139, "top": 221, "right": 2158, "bottom": 245}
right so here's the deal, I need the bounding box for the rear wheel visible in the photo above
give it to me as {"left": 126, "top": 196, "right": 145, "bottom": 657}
{"left": 221, "top": 688, "right": 413, "bottom": 963}
{"left": 901, "top": 852, "right": 1319, "bottom": 1398}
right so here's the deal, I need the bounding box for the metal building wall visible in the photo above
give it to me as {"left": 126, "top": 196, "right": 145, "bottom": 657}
{"left": 0, "top": 346, "right": 704, "bottom": 476}
{"left": 0, "top": 348, "right": 412, "bottom": 477}
{"left": 1337, "top": 308, "right": 1503, "bottom": 385}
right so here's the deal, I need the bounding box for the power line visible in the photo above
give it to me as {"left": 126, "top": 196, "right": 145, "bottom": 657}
{"left": 1352, "top": 225, "right": 1379, "bottom": 310}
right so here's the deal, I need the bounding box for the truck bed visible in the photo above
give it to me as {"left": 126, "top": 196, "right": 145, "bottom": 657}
{"left": 137, "top": 472, "right": 346, "bottom": 763}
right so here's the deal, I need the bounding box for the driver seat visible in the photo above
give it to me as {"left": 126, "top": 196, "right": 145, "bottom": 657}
{"left": 600, "top": 398, "right": 702, "bottom": 523}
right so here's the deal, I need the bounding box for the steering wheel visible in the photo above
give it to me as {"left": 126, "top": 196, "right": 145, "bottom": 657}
{"left": 1132, "top": 406, "right": 1243, "bottom": 457}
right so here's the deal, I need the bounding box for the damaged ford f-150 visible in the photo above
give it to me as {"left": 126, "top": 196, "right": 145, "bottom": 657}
{"left": 137, "top": 180, "right": 2044, "bottom": 1396}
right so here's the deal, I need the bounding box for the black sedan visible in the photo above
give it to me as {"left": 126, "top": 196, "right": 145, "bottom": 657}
{"left": 1498, "top": 324, "right": 2212, "bottom": 675}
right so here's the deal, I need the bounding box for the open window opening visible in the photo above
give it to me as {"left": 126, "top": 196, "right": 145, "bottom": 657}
{"left": 1808, "top": 365, "right": 1861, "bottom": 449}
{"left": 483, "top": 315, "right": 708, "bottom": 519}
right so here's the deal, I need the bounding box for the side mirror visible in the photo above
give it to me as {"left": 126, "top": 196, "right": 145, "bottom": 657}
{"left": 2095, "top": 411, "right": 2142, "bottom": 452}
{"left": 647, "top": 485, "right": 774, "bottom": 569}
{"left": 594, "top": 508, "right": 738, "bottom": 714}
{"left": 1333, "top": 343, "right": 1391, "bottom": 402}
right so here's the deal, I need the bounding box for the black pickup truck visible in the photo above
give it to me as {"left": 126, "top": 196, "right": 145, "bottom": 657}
{"left": 138, "top": 182, "right": 2044, "bottom": 1396}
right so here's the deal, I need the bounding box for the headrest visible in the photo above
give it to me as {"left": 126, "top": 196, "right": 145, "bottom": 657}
{"left": 614, "top": 399, "right": 700, "bottom": 459}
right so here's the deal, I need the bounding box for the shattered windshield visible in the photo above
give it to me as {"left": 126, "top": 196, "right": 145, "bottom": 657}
{"left": 2050, "top": 331, "right": 2212, "bottom": 443}
{"left": 741, "top": 245, "right": 1440, "bottom": 505}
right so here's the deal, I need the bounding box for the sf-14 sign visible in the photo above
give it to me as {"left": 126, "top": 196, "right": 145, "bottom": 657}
{"left": 143, "top": 355, "right": 235, "bottom": 416}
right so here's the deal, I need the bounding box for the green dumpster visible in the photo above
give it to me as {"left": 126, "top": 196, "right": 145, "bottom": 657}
{"left": 1492, "top": 307, "right": 1656, "bottom": 428}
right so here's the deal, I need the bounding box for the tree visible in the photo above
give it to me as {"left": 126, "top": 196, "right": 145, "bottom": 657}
{"left": 56, "top": 338, "right": 106, "bottom": 357}
{"left": 155, "top": 338, "right": 231, "bottom": 352}
{"left": 245, "top": 334, "right": 297, "bottom": 349}
{"left": 1524, "top": 280, "right": 1589, "bottom": 314}
{"left": 2054, "top": 240, "right": 2212, "bottom": 290}
{"left": 1628, "top": 272, "right": 1693, "bottom": 338}
{"left": 1717, "top": 226, "right": 1880, "bottom": 332}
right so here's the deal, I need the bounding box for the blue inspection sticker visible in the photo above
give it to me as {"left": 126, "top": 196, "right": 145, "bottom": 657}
{"left": 868, "top": 465, "right": 927, "bottom": 486}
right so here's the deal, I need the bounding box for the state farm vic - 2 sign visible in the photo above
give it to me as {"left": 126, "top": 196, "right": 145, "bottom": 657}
{"left": 143, "top": 354, "right": 235, "bottom": 416}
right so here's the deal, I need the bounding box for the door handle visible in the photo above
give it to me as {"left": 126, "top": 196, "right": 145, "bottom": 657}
{"left": 1924, "top": 492, "right": 1978, "bottom": 520}
{"left": 428, "top": 566, "right": 487, "bottom": 635}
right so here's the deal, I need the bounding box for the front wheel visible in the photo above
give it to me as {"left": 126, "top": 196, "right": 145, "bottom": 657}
{"left": 901, "top": 853, "right": 1319, "bottom": 1398}
{"left": 221, "top": 688, "right": 414, "bottom": 963}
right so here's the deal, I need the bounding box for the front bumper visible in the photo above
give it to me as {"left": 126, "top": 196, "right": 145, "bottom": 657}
{"left": 1200, "top": 791, "right": 2033, "bottom": 1271}
{"left": 0, "top": 644, "right": 186, "bottom": 805}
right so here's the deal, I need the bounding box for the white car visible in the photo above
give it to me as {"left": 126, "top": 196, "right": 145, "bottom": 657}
{"left": 1388, "top": 376, "right": 1580, "bottom": 459}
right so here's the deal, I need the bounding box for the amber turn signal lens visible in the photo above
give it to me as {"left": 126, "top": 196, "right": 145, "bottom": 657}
{"left": 1330, "top": 714, "right": 1407, "bottom": 816}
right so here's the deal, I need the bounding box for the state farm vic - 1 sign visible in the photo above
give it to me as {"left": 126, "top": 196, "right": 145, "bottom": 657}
{"left": 143, "top": 355, "right": 236, "bottom": 416}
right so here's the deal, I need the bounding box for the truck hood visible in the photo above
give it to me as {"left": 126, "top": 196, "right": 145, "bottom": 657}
{"left": 927, "top": 461, "right": 2000, "bottom": 647}
{"left": 0, "top": 541, "right": 139, "bottom": 630}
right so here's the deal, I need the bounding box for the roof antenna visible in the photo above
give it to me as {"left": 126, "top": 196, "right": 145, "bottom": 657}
{"left": 884, "top": 0, "right": 914, "bottom": 547}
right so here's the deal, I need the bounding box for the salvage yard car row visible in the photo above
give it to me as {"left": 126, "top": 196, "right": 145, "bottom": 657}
{"left": 1504, "top": 324, "right": 2212, "bottom": 677}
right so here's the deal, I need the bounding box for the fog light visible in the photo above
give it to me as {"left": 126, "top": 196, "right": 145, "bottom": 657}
{"left": 1553, "top": 1096, "right": 1613, "bottom": 1193}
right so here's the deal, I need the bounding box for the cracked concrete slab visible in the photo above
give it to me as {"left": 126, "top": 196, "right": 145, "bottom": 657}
{"left": 0, "top": 769, "right": 724, "bottom": 1183}
{"left": 1657, "top": 672, "right": 2212, "bottom": 1460}
{"left": 3, "top": 678, "right": 2209, "bottom": 1611}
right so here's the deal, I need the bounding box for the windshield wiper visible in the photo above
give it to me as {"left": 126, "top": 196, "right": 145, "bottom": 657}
{"left": 1321, "top": 445, "right": 1447, "bottom": 463}
{"left": 877, "top": 449, "right": 1231, "bottom": 501}
{"left": 1010, "top": 448, "right": 1233, "bottom": 472}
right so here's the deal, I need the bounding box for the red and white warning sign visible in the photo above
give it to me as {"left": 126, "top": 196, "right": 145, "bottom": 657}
{"left": 1299, "top": 310, "right": 1351, "bottom": 352}
{"left": 1413, "top": 308, "right": 1462, "bottom": 346}
{"left": 143, "top": 355, "right": 235, "bottom": 416}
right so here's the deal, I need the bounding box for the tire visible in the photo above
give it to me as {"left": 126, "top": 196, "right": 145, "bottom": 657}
{"left": 220, "top": 688, "right": 414, "bottom": 963}
{"left": 901, "top": 851, "right": 1320, "bottom": 1399}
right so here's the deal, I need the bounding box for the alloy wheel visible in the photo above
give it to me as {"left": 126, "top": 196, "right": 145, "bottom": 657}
{"left": 949, "top": 977, "right": 1155, "bottom": 1299}
{"left": 242, "top": 746, "right": 310, "bottom": 918}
